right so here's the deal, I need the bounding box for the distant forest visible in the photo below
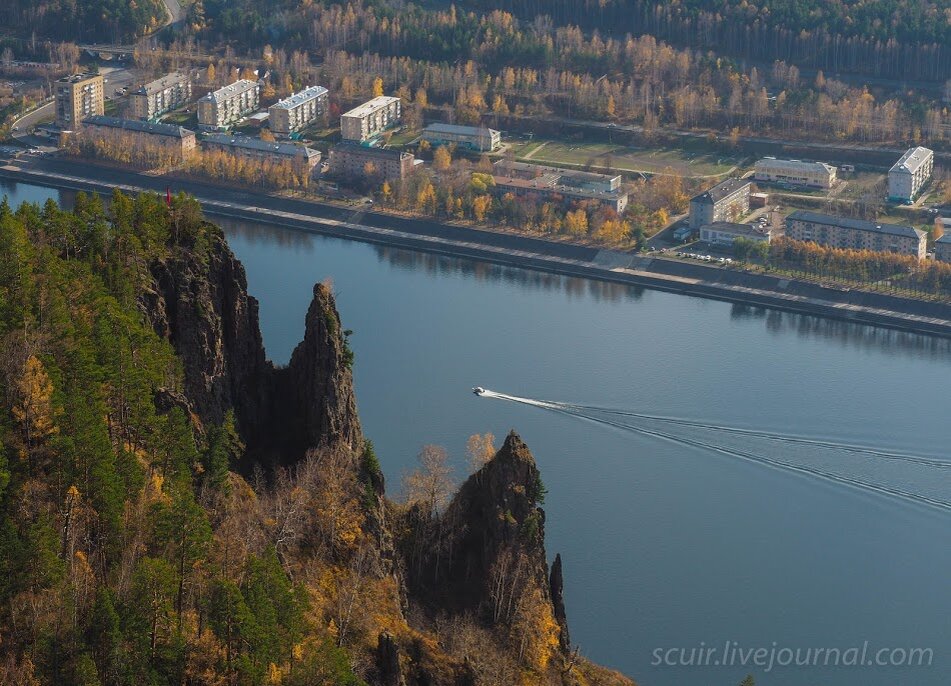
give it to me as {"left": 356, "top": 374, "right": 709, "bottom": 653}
{"left": 0, "top": 0, "right": 168, "bottom": 43}
{"left": 465, "top": 0, "right": 951, "bottom": 80}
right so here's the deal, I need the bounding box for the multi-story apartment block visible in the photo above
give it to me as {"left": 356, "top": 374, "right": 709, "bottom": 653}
{"left": 888, "top": 147, "right": 933, "bottom": 203}
{"left": 202, "top": 134, "right": 321, "bottom": 170}
{"left": 491, "top": 160, "right": 628, "bottom": 213}
{"left": 340, "top": 96, "right": 402, "bottom": 142}
{"left": 130, "top": 72, "right": 192, "bottom": 121}
{"left": 786, "top": 210, "right": 926, "bottom": 259}
{"left": 55, "top": 73, "right": 104, "bottom": 129}
{"left": 82, "top": 115, "right": 197, "bottom": 161}
{"left": 689, "top": 178, "right": 752, "bottom": 229}
{"left": 754, "top": 158, "right": 837, "bottom": 189}
{"left": 328, "top": 142, "right": 415, "bottom": 180}
{"left": 421, "top": 123, "right": 501, "bottom": 152}
{"left": 197, "top": 80, "right": 260, "bottom": 131}
{"left": 934, "top": 231, "right": 951, "bottom": 262}
{"left": 268, "top": 86, "right": 329, "bottom": 136}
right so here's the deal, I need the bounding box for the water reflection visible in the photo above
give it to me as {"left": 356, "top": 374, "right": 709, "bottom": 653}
{"left": 731, "top": 302, "right": 951, "bottom": 356}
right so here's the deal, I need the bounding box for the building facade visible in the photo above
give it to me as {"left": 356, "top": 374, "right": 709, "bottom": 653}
{"left": 130, "top": 72, "right": 192, "bottom": 121}
{"left": 340, "top": 96, "right": 402, "bottom": 142}
{"left": 197, "top": 80, "right": 260, "bottom": 130}
{"left": 55, "top": 73, "right": 104, "bottom": 128}
{"left": 689, "top": 178, "right": 751, "bottom": 229}
{"left": 421, "top": 123, "right": 501, "bottom": 152}
{"left": 786, "top": 210, "right": 926, "bottom": 258}
{"left": 202, "top": 133, "right": 320, "bottom": 169}
{"left": 82, "top": 115, "right": 197, "bottom": 161}
{"left": 491, "top": 160, "right": 628, "bottom": 213}
{"left": 888, "top": 147, "right": 933, "bottom": 203}
{"left": 328, "top": 142, "right": 415, "bottom": 180}
{"left": 754, "top": 158, "right": 837, "bottom": 189}
{"left": 934, "top": 232, "right": 951, "bottom": 262}
{"left": 268, "top": 85, "right": 329, "bottom": 136}
{"left": 699, "top": 222, "right": 773, "bottom": 246}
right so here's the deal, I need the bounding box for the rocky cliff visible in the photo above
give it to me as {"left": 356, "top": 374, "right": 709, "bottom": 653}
{"left": 141, "top": 227, "right": 361, "bottom": 467}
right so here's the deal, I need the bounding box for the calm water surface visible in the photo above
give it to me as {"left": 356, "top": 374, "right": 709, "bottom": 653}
{"left": 5, "top": 179, "right": 950, "bottom": 686}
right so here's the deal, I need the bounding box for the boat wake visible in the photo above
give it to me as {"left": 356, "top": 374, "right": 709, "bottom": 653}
{"left": 475, "top": 388, "right": 951, "bottom": 513}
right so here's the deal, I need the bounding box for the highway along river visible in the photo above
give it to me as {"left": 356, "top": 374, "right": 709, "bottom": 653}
{"left": 4, "top": 179, "right": 949, "bottom": 686}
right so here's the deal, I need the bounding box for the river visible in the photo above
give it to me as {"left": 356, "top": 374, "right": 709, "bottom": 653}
{"left": 4, "top": 179, "right": 949, "bottom": 686}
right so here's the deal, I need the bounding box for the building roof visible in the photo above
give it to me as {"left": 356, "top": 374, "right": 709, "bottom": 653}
{"left": 889, "top": 146, "right": 933, "bottom": 175}
{"left": 492, "top": 160, "right": 619, "bottom": 185}
{"left": 57, "top": 73, "right": 100, "bottom": 84}
{"left": 935, "top": 232, "right": 951, "bottom": 245}
{"left": 84, "top": 115, "right": 194, "bottom": 139}
{"left": 341, "top": 96, "right": 401, "bottom": 119}
{"left": 787, "top": 210, "right": 925, "bottom": 240}
{"left": 200, "top": 80, "right": 258, "bottom": 104}
{"left": 701, "top": 221, "right": 772, "bottom": 238}
{"left": 203, "top": 133, "right": 318, "bottom": 160}
{"left": 270, "top": 85, "right": 328, "bottom": 110}
{"left": 691, "top": 177, "right": 751, "bottom": 204}
{"left": 422, "top": 122, "right": 498, "bottom": 137}
{"left": 331, "top": 141, "right": 413, "bottom": 160}
{"left": 133, "top": 72, "right": 189, "bottom": 96}
{"left": 755, "top": 158, "right": 836, "bottom": 175}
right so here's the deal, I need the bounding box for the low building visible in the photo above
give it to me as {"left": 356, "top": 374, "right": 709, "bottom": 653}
{"left": 699, "top": 222, "right": 773, "bottom": 246}
{"left": 55, "top": 73, "right": 104, "bottom": 129}
{"left": 689, "top": 178, "right": 751, "bottom": 229}
{"left": 754, "top": 158, "right": 837, "bottom": 189}
{"left": 328, "top": 142, "right": 415, "bottom": 180}
{"left": 672, "top": 225, "right": 695, "bottom": 242}
{"left": 82, "top": 115, "right": 197, "bottom": 161}
{"left": 268, "top": 85, "right": 329, "bottom": 136}
{"left": 888, "top": 146, "right": 933, "bottom": 203}
{"left": 491, "top": 160, "right": 628, "bottom": 213}
{"left": 130, "top": 72, "right": 192, "bottom": 121}
{"left": 202, "top": 133, "right": 320, "bottom": 169}
{"left": 421, "top": 123, "right": 501, "bottom": 152}
{"left": 197, "top": 80, "right": 260, "bottom": 130}
{"left": 786, "top": 210, "right": 926, "bottom": 259}
{"left": 340, "top": 96, "right": 401, "bottom": 142}
{"left": 749, "top": 192, "right": 770, "bottom": 208}
{"left": 934, "top": 232, "right": 951, "bottom": 262}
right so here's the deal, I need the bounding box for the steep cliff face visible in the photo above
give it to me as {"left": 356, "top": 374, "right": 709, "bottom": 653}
{"left": 141, "top": 229, "right": 361, "bottom": 466}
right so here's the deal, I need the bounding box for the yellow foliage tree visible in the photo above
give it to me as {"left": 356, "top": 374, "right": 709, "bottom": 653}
{"left": 13, "top": 355, "right": 59, "bottom": 463}
{"left": 372, "top": 77, "right": 384, "bottom": 98}
{"left": 432, "top": 146, "right": 451, "bottom": 172}
{"left": 472, "top": 194, "right": 492, "bottom": 222}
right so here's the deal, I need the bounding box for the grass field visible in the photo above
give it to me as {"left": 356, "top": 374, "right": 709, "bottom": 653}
{"left": 505, "top": 139, "right": 745, "bottom": 178}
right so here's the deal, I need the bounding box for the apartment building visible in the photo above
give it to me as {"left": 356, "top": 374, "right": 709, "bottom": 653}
{"left": 202, "top": 133, "right": 320, "bottom": 169}
{"left": 754, "top": 158, "right": 837, "bottom": 189}
{"left": 689, "top": 178, "right": 752, "bottom": 229}
{"left": 197, "top": 80, "right": 260, "bottom": 130}
{"left": 888, "top": 147, "right": 934, "bottom": 203}
{"left": 328, "top": 142, "right": 416, "bottom": 180}
{"left": 340, "top": 96, "right": 402, "bottom": 142}
{"left": 934, "top": 232, "right": 951, "bottom": 262}
{"left": 421, "top": 123, "right": 501, "bottom": 152}
{"left": 130, "top": 72, "right": 192, "bottom": 121}
{"left": 491, "top": 160, "right": 628, "bottom": 213}
{"left": 55, "top": 73, "right": 104, "bottom": 128}
{"left": 268, "top": 85, "right": 329, "bottom": 136}
{"left": 82, "top": 115, "right": 197, "bottom": 161}
{"left": 699, "top": 222, "right": 773, "bottom": 246}
{"left": 786, "top": 210, "right": 926, "bottom": 258}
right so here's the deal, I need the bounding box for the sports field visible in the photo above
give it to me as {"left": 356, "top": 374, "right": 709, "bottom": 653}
{"left": 507, "top": 139, "right": 744, "bottom": 178}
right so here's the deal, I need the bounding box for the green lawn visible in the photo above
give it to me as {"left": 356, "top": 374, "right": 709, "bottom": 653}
{"left": 505, "top": 139, "right": 744, "bottom": 178}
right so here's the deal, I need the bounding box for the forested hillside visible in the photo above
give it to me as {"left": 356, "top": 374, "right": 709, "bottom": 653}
{"left": 0, "top": 191, "right": 632, "bottom": 686}
{"left": 0, "top": 0, "right": 168, "bottom": 43}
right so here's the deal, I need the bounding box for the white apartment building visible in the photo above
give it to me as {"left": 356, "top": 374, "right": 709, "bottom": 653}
{"left": 268, "top": 85, "right": 329, "bottom": 136}
{"left": 754, "top": 158, "right": 837, "bottom": 189}
{"left": 197, "top": 80, "right": 260, "bottom": 130}
{"left": 888, "top": 146, "right": 933, "bottom": 203}
{"left": 340, "top": 96, "right": 401, "bottom": 142}
{"left": 130, "top": 72, "right": 192, "bottom": 121}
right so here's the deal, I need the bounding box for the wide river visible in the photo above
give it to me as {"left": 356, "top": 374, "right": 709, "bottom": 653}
{"left": 4, "top": 180, "right": 950, "bottom": 686}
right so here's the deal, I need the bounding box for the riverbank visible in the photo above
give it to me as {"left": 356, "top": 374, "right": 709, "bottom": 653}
{"left": 4, "top": 158, "right": 951, "bottom": 338}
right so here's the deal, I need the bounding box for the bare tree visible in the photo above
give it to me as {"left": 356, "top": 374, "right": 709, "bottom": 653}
{"left": 402, "top": 444, "right": 454, "bottom": 519}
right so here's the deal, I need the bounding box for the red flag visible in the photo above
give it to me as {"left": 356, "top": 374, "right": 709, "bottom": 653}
{"left": 166, "top": 186, "right": 171, "bottom": 207}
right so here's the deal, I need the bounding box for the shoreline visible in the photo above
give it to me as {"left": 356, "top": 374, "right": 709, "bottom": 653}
{"left": 3, "top": 159, "right": 951, "bottom": 338}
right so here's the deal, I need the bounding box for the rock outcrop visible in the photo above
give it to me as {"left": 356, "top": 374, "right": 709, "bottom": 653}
{"left": 141, "top": 228, "right": 361, "bottom": 468}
